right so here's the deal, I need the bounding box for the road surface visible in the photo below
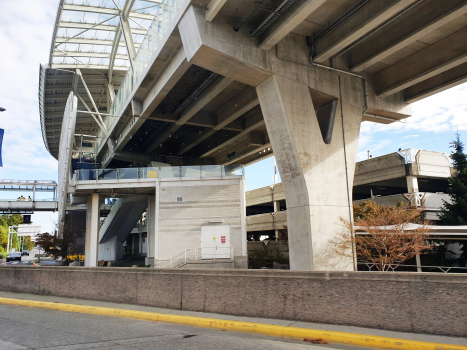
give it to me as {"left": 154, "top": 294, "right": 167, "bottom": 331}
{"left": 0, "top": 304, "right": 366, "bottom": 350}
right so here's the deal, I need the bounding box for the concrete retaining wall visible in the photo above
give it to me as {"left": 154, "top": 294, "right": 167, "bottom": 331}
{"left": 1, "top": 267, "right": 465, "bottom": 337}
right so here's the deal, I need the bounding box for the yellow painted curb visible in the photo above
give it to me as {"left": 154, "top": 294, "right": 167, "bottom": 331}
{"left": 0, "top": 297, "right": 464, "bottom": 350}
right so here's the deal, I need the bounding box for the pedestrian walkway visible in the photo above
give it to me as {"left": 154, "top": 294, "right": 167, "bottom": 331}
{"left": 0, "top": 292, "right": 465, "bottom": 350}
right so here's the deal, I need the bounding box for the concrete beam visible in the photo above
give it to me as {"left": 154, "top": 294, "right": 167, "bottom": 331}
{"left": 176, "top": 5, "right": 411, "bottom": 122}
{"left": 113, "top": 151, "right": 151, "bottom": 164}
{"left": 221, "top": 142, "right": 272, "bottom": 166}
{"left": 258, "top": 0, "right": 327, "bottom": 51}
{"left": 376, "top": 26, "right": 467, "bottom": 97}
{"left": 313, "top": 0, "right": 416, "bottom": 63}
{"left": 206, "top": 0, "right": 227, "bottom": 22}
{"left": 177, "top": 86, "right": 259, "bottom": 155}
{"left": 349, "top": 0, "right": 467, "bottom": 73}
{"left": 403, "top": 62, "right": 467, "bottom": 103}
{"left": 145, "top": 76, "right": 234, "bottom": 154}
{"left": 200, "top": 108, "right": 265, "bottom": 158}
{"left": 178, "top": 6, "right": 273, "bottom": 87}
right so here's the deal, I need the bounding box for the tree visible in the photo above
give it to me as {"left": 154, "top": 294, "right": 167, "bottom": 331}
{"left": 36, "top": 222, "right": 83, "bottom": 264}
{"left": 438, "top": 134, "right": 467, "bottom": 225}
{"left": 0, "top": 214, "right": 24, "bottom": 252}
{"left": 330, "top": 201, "right": 432, "bottom": 271}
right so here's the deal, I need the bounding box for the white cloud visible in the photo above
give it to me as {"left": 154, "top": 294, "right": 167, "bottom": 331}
{"left": 0, "top": 1, "right": 59, "bottom": 232}
{"left": 358, "top": 82, "right": 467, "bottom": 160}
{"left": 0, "top": 0, "right": 58, "bottom": 181}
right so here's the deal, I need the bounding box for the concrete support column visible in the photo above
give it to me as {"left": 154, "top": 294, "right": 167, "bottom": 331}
{"left": 85, "top": 193, "right": 100, "bottom": 267}
{"left": 138, "top": 218, "right": 142, "bottom": 255}
{"left": 146, "top": 189, "right": 159, "bottom": 260}
{"left": 257, "top": 75, "right": 362, "bottom": 271}
{"left": 406, "top": 175, "right": 419, "bottom": 193}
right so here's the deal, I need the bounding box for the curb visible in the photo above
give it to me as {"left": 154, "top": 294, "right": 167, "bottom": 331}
{"left": 0, "top": 297, "right": 465, "bottom": 350}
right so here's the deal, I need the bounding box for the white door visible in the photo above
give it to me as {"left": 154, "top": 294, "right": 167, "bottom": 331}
{"left": 201, "top": 225, "right": 231, "bottom": 260}
{"left": 142, "top": 235, "right": 147, "bottom": 254}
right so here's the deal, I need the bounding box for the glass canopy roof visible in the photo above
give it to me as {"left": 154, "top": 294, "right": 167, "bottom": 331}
{"left": 40, "top": 0, "right": 162, "bottom": 159}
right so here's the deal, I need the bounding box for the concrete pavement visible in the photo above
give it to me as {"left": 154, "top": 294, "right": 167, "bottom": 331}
{"left": 0, "top": 304, "right": 363, "bottom": 350}
{"left": 0, "top": 291, "right": 465, "bottom": 350}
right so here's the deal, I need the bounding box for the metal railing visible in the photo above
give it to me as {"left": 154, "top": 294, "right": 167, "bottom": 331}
{"left": 154, "top": 246, "right": 234, "bottom": 268}
{"left": 358, "top": 262, "right": 467, "bottom": 273}
{"left": 75, "top": 165, "right": 243, "bottom": 183}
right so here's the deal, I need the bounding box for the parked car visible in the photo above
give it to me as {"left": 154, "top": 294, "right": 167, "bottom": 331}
{"left": 21, "top": 250, "right": 29, "bottom": 256}
{"left": 6, "top": 252, "right": 21, "bottom": 262}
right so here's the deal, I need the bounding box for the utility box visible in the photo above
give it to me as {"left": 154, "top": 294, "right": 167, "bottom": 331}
{"left": 201, "top": 225, "right": 231, "bottom": 260}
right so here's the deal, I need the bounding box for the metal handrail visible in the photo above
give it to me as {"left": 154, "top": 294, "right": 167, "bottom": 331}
{"left": 357, "top": 262, "right": 467, "bottom": 273}
{"left": 155, "top": 246, "right": 234, "bottom": 268}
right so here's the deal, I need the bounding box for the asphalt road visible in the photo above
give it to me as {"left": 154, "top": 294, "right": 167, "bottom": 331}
{"left": 2, "top": 255, "right": 60, "bottom": 266}
{"left": 0, "top": 305, "right": 367, "bottom": 350}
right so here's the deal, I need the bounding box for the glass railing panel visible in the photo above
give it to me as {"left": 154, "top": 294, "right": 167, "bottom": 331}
{"left": 140, "top": 167, "right": 159, "bottom": 179}
{"left": 223, "top": 165, "right": 242, "bottom": 176}
{"left": 119, "top": 168, "right": 139, "bottom": 180}
{"left": 97, "top": 169, "right": 117, "bottom": 180}
{"left": 159, "top": 166, "right": 180, "bottom": 178}
{"left": 201, "top": 165, "right": 222, "bottom": 177}
{"left": 181, "top": 166, "right": 201, "bottom": 178}
{"left": 78, "top": 169, "right": 96, "bottom": 181}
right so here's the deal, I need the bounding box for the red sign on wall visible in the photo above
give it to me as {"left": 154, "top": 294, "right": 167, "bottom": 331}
{"left": 221, "top": 236, "right": 226, "bottom": 244}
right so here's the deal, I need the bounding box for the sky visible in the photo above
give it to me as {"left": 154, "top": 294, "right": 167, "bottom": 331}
{"left": 0, "top": 0, "right": 466, "bottom": 233}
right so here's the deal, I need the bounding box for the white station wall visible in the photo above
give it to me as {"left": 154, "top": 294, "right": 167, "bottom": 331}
{"left": 158, "top": 179, "right": 244, "bottom": 260}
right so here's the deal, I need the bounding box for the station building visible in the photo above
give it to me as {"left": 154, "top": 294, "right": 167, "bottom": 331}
{"left": 39, "top": 0, "right": 467, "bottom": 270}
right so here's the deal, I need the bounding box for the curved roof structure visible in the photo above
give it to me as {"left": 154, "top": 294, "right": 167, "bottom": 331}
{"left": 39, "top": 0, "right": 161, "bottom": 159}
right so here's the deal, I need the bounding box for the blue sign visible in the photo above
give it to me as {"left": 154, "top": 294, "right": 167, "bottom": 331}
{"left": 0, "top": 128, "right": 3, "bottom": 167}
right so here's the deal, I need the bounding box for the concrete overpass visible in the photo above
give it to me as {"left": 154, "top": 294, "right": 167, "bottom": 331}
{"left": 246, "top": 148, "right": 453, "bottom": 235}
{"left": 40, "top": 0, "right": 467, "bottom": 271}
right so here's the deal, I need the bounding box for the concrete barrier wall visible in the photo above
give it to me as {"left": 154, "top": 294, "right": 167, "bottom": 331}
{"left": 1, "top": 267, "right": 465, "bottom": 337}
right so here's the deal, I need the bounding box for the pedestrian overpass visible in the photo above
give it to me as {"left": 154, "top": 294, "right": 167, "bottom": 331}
{"left": 0, "top": 180, "right": 58, "bottom": 214}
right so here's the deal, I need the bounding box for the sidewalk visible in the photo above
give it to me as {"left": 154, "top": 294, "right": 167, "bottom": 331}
{"left": 0, "top": 291, "right": 465, "bottom": 350}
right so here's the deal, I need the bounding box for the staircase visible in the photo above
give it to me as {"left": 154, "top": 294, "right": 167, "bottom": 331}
{"left": 99, "top": 195, "right": 148, "bottom": 244}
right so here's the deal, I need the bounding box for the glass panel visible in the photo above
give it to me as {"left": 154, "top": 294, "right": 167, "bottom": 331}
{"left": 97, "top": 169, "right": 117, "bottom": 180}
{"left": 223, "top": 165, "right": 242, "bottom": 176}
{"left": 201, "top": 165, "right": 222, "bottom": 177}
{"left": 159, "top": 166, "right": 180, "bottom": 178}
{"left": 96, "top": 1, "right": 185, "bottom": 152}
{"left": 181, "top": 166, "right": 201, "bottom": 178}
{"left": 119, "top": 168, "right": 139, "bottom": 180}
{"left": 78, "top": 169, "right": 95, "bottom": 181}
{"left": 140, "top": 167, "right": 159, "bottom": 179}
